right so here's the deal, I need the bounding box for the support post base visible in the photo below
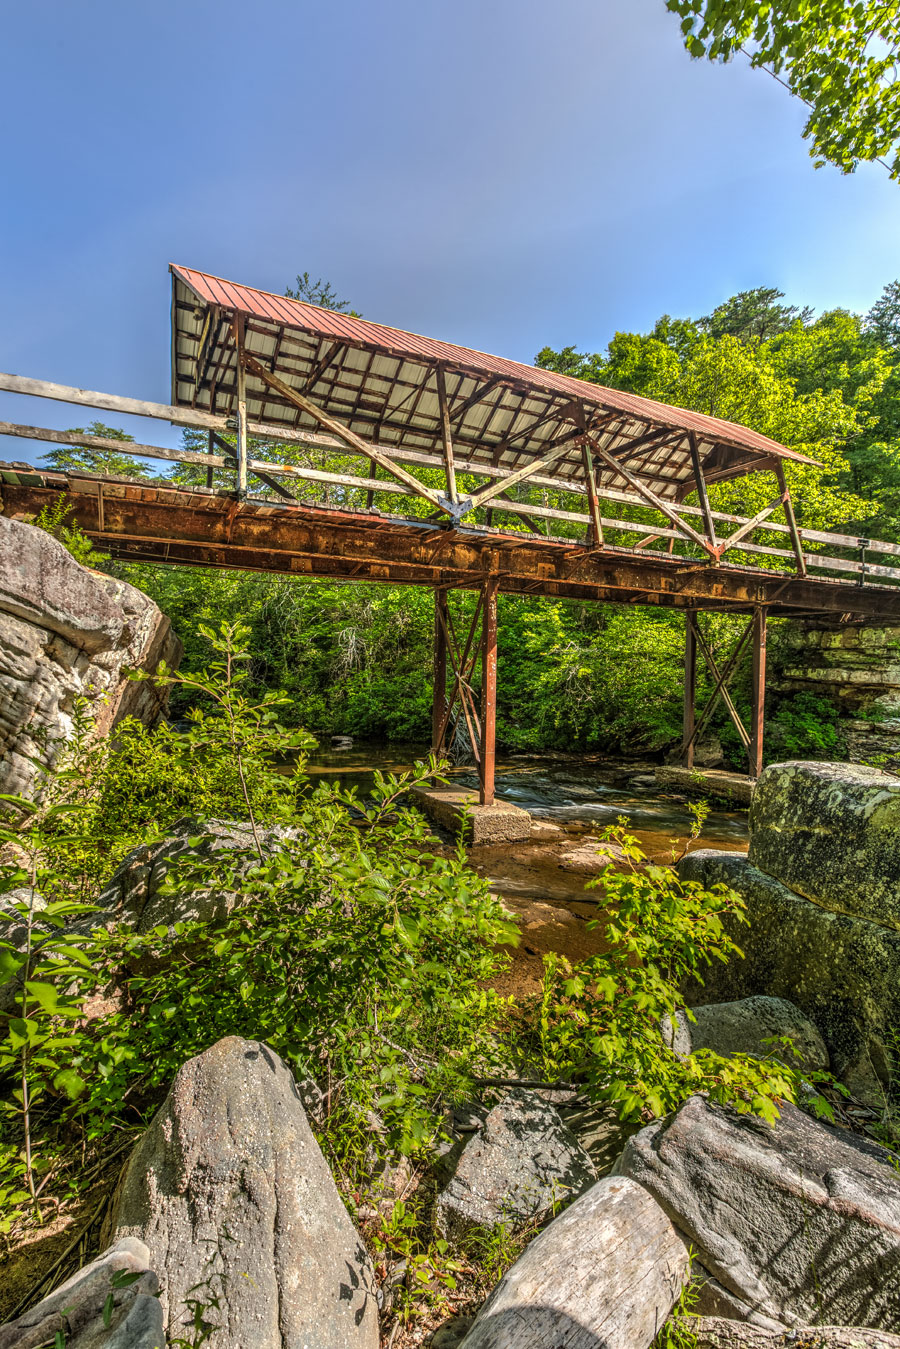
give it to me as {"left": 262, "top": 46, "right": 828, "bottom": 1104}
{"left": 409, "top": 786, "right": 532, "bottom": 843}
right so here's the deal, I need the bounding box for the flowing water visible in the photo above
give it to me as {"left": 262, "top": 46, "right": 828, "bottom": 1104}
{"left": 305, "top": 740, "right": 749, "bottom": 993}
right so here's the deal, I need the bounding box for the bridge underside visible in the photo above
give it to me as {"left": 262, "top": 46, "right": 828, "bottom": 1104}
{"left": 5, "top": 468, "right": 900, "bottom": 802}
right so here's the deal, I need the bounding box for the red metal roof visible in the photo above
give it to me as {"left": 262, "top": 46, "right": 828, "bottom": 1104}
{"left": 170, "top": 264, "right": 813, "bottom": 467}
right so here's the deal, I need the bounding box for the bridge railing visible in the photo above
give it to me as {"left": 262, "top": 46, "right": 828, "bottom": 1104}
{"left": 2, "top": 371, "right": 900, "bottom": 587}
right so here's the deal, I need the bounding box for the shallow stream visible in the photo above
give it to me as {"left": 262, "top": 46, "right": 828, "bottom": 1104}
{"left": 305, "top": 741, "right": 749, "bottom": 995}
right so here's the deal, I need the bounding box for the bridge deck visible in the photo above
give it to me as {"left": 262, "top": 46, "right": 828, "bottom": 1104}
{"left": 4, "top": 466, "right": 900, "bottom": 622}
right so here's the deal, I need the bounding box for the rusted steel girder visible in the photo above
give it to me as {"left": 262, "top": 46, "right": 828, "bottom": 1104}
{"left": 4, "top": 480, "right": 900, "bottom": 621}
{"left": 680, "top": 607, "right": 768, "bottom": 778}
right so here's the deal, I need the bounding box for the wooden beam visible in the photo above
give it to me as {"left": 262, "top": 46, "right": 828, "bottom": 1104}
{"left": 587, "top": 433, "right": 715, "bottom": 557}
{"left": 240, "top": 352, "right": 446, "bottom": 510}
{"left": 465, "top": 428, "right": 584, "bottom": 510}
{"left": 233, "top": 316, "right": 248, "bottom": 496}
{"left": 682, "top": 614, "right": 697, "bottom": 768}
{"left": 774, "top": 461, "right": 807, "bottom": 576}
{"left": 582, "top": 441, "right": 604, "bottom": 547}
{"left": 688, "top": 433, "right": 717, "bottom": 549}
{"left": 436, "top": 365, "right": 458, "bottom": 504}
{"left": 448, "top": 376, "right": 502, "bottom": 426}
{"left": 432, "top": 589, "right": 449, "bottom": 752}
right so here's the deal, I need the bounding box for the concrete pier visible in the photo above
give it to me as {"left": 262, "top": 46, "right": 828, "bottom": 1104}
{"left": 409, "top": 785, "right": 532, "bottom": 843}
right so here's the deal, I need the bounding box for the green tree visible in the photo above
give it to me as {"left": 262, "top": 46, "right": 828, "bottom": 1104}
{"left": 285, "top": 271, "right": 360, "bottom": 316}
{"left": 666, "top": 1, "right": 900, "bottom": 178}
{"left": 698, "top": 287, "right": 813, "bottom": 343}
{"left": 41, "top": 421, "right": 151, "bottom": 478}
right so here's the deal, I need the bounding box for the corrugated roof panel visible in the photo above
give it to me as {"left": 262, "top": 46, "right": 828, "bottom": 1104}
{"left": 169, "top": 263, "right": 819, "bottom": 509}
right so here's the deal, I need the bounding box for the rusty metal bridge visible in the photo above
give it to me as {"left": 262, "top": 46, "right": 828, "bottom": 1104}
{"left": 3, "top": 264, "right": 900, "bottom": 800}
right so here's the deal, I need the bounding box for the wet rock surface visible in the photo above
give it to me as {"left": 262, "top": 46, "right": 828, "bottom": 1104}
{"left": 749, "top": 761, "right": 900, "bottom": 931}
{"left": 618, "top": 1095, "right": 900, "bottom": 1330}
{"left": 110, "top": 1036, "right": 378, "bottom": 1349}
{"left": 678, "top": 849, "right": 899, "bottom": 1101}
{"left": 436, "top": 1088, "right": 597, "bottom": 1240}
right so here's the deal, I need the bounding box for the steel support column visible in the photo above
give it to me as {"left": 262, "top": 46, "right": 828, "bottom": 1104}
{"left": 681, "top": 612, "right": 697, "bottom": 769}
{"left": 750, "top": 606, "right": 767, "bottom": 779}
{"left": 432, "top": 588, "right": 448, "bottom": 751}
{"left": 480, "top": 578, "right": 500, "bottom": 805}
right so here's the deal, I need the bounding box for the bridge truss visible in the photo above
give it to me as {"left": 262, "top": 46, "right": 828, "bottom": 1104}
{"left": 4, "top": 264, "right": 900, "bottom": 797}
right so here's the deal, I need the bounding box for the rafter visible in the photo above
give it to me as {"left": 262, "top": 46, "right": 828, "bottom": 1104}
{"left": 241, "top": 352, "right": 446, "bottom": 510}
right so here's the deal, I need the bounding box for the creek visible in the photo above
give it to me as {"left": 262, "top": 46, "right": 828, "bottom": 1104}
{"left": 306, "top": 741, "right": 749, "bottom": 996}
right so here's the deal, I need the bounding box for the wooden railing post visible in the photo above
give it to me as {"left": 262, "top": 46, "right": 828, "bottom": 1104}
{"left": 480, "top": 578, "right": 499, "bottom": 805}
{"left": 750, "top": 606, "right": 767, "bottom": 779}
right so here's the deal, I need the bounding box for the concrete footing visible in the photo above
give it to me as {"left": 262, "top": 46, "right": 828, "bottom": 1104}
{"left": 409, "top": 785, "right": 532, "bottom": 843}
{"left": 655, "top": 766, "right": 754, "bottom": 806}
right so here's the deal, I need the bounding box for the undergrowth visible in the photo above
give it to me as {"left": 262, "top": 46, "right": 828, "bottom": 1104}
{"left": 0, "top": 621, "right": 834, "bottom": 1335}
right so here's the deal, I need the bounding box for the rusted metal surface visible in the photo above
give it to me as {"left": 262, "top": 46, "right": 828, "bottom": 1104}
{"left": 5, "top": 472, "right": 900, "bottom": 621}
{"left": 480, "top": 578, "right": 499, "bottom": 806}
{"left": 750, "top": 607, "right": 767, "bottom": 779}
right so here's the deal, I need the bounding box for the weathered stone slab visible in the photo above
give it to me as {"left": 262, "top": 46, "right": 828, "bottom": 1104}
{"left": 749, "top": 760, "right": 900, "bottom": 930}
{"left": 95, "top": 816, "right": 300, "bottom": 935}
{"left": 677, "top": 849, "right": 899, "bottom": 1101}
{"left": 0, "top": 1237, "right": 164, "bottom": 1349}
{"left": 692, "top": 1316, "right": 900, "bottom": 1349}
{"left": 664, "top": 996, "right": 829, "bottom": 1076}
{"left": 618, "top": 1095, "right": 900, "bottom": 1330}
{"left": 110, "top": 1037, "right": 378, "bottom": 1349}
{"left": 457, "top": 1175, "right": 690, "bottom": 1349}
{"left": 436, "top": 1088, "right": 596, "bottom": 1239}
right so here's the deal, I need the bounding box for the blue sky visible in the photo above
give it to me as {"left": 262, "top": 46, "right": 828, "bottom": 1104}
{"left": 2, "top": 0, "right": 899, "bottom": 460}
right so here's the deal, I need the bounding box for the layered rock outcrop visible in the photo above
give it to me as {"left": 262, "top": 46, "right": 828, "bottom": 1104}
{"left": 679, "top": 760, "right": 900, "bottom": 1100}
{"left": 0, "top": 514, "right": 181, "bottom": 801}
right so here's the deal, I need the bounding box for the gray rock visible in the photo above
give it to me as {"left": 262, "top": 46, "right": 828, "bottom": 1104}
{"left": 678, "top": 850, "right": 899, "bottom": 1102}
{"left": 557, "top": 1100, "right": 640, "bottom": 1175}
{"left": 692, "top": 1314, "right": 900, "bottom": 1349}
{"left": 663, "top": 996, "right": 829, "bottom": 1076}
{"left": 95, "top": 816, "right": 301, "bottom": 935}
{"left": 429, "top": 1315, "right": 476, "bottom": 1348}
{"left": 110, "top": 1036, "right": 377, "bottom": 1349}
{"left": 435, "top": 1088, "right": 597, "bottom": 1240}
{"left": 618, "top": 1095, "right": 900, "bottom": 1330}
{"left": 749, "top": 761, "right": 900, "bottom": 931}
{"left": 458, "top": 1175, "right": 690, "bottom": 1349}
{"left": 0, "top": 1236, "right": 164, "bottom": 1349}
{"left": 0, "top": 516, "right": 181, "bottom": 804}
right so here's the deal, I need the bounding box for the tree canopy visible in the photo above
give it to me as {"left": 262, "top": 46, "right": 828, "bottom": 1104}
{"left": 40, "top": 422, "right": 151, "bottom": 478}
{"left": 666, "top": 0, "right": 900, "bottom": 179}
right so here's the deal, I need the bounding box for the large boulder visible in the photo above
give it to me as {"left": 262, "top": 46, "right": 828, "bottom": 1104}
{"left": 749, "top": 761, "right": 900, "bottom": 931}
{"left": 0, "top": 515, "right": 181, "bottom": 803}
{"left": 618, "top": 1095, "right": 900, "bottom": 1331}
{"left": 692, "top": 1316, "right": 900, "bottom": 1349}
{"left": 109, "top": 1037, "right": 378, "bottom": 1349}
{"left": 0, "top": 1236, "right": 164, "bottom": 1349}
{"left": 678, "top": 850, "right": 899, "bottom": 1101}
{"left": 435, "top": 1088, "right": 597, "bottom": 1240}
{"left": 664, "top": 996, "right": 829, "bottom": 1076}
{"left": 95, "top": 817, "right": 300, "bottom": 934}
{"left": 457, "top": 1175, "right": 690, "bottom": 1349}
